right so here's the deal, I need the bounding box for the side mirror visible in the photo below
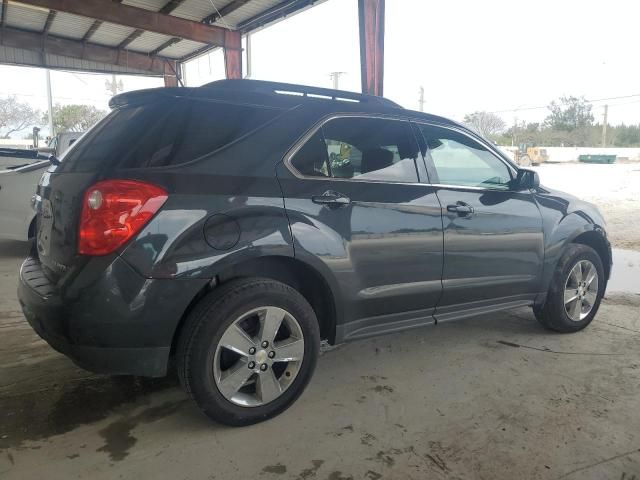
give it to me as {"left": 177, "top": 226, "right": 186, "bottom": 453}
{"left": 515, "top": 168, "right": 540, "bottom": 190}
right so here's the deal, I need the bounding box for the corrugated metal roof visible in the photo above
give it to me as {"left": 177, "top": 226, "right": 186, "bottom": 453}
{"left": 89, "top": 22, "right": 138, "bottom": 48}
{"left": 223, "top": 0, "right": 282, "bottom": 27}
{"left": 1, "top": 0, "right": 327, "bottom": 74}
{"left": 127, "top": 31, "right": 174, "bottom": 53}
{"left": 5, "top": 3, "right": 48, "bottom": 32}
{"left": 169, "top": 0, "right": 227, "bottom": 22}
{"left": 161, "top": 39, "right": 208, "bottom": 59}
{"left": 121, "top": 0, "right": 169, "bottom": 12}
{"left": 48, "top": 12, "right": 95, "bottom": 40}
{"left": 0, "top": 44, "right": 153, "bottom": 75}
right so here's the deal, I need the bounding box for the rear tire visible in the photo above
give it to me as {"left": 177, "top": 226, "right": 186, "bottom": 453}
{"left": 534, "top": 244, "right": 605, "bottom": 333}
{"left": 176, "top": 278, "right": 320, "bottom": 426}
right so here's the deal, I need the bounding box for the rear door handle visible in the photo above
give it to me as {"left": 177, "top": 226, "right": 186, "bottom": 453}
{"left": 447, "top": 202, "right": 474, "bottom": 216}
{"left": 312, "top": 191, "right": 351, "bottom": 207}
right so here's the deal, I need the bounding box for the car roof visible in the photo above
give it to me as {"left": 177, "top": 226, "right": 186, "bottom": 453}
{"left": 110, "top": 79, "right": 465, "bottom": 131}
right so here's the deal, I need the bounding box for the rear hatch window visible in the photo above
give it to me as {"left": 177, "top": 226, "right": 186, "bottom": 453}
{"left": 58, "top": 97, "right": 282, "bottom": 172}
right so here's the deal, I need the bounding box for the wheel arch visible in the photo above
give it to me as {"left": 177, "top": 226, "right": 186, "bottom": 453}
{"left": 27, "top": 214, "right": 37, "bottom": 239}
{"left": 570, "top": 228, "right": 611, "bottom": 280}
{"left": 170, "top": 255, "right": 339, "bottom": 357}
{"left": 537, "top": 212, "right": 611, "bottom": 308}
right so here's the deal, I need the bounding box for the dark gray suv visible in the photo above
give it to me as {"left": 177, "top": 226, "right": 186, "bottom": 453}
{"left": 18, "top": 80, "right": 611, "bottom": 425}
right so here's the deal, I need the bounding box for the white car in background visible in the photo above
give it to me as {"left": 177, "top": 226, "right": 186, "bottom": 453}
{"left": 0, "top": 132, "right": 83, "bottom": 241}
{"left": 0, "top": 157, "right": 48, "bottom": 241}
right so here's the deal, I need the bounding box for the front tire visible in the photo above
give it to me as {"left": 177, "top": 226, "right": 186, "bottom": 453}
{"left": 176, "top": 278, "right": 320, "bottom": 426}
{"left": 535, "top": 244, "right": 605, "bottom": 333}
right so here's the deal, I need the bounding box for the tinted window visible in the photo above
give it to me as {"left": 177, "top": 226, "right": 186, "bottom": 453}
{"left": 418, "top": 125, "right": 512, "bottom": 189}
{"left": 291, "top": 117, "right": 420, "bottom": 183}
{"left": 290, "top": 131, "right": 330, "bottom": 177}
{"left": 60, "top": 98, "right": 281, "bottom": 172}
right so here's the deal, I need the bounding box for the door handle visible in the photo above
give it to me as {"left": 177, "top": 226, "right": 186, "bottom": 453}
{"left": 447, "top": 202, "right": 474, "bottom": 216}
{"left": 312, "top": 191, "right": 351, "bottom": 207}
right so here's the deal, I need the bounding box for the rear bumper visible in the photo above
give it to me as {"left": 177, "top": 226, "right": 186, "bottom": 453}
{"left": 20, "top": 301, "right": 169, "bottom": 376}
{"left": 18, "top": 255, "right": 207, "bottom": 377}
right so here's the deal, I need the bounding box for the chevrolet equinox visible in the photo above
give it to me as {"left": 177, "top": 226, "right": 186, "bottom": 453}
{"left": 18, "top": 80, "right": 612, "bottom": 425}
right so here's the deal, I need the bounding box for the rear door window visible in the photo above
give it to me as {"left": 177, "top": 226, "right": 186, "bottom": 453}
{"left": 59, "top": 98, "right": 281, "bottom": 172}
{"left": 290, "top": 117, "right": 420, "bottom": 183}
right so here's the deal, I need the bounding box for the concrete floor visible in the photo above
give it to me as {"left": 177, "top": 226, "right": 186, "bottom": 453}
{"left": 1, "top": 239, "right": 639, "bottom": 480}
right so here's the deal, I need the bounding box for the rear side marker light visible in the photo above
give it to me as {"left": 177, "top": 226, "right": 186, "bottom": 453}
{"left": 78, "top": 179, "right": 167, "bottom": 256}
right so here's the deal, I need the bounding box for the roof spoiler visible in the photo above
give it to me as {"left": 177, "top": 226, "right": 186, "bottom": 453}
{"left": 109, "top": 87, "right": 187, "bottom": 109}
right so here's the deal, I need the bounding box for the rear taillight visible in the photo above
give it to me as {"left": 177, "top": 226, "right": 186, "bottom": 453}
{"left": 78, "top": 179, "right": 167, "bottom": 256}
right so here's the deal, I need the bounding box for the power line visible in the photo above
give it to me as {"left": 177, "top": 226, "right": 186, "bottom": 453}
{"left": 0, "top": 91, "right": 109, "bottom": 102}
{"left": 488, "top": 93, "right": 640, "bottom": 114}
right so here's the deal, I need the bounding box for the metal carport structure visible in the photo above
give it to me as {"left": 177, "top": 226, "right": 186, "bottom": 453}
{"left": 0, "top": 0, "right": 385, "bottom": 95}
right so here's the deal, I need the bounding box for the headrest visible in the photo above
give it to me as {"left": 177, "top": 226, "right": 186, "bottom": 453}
{"left": 361, "top": 148, "right": 393, "bottom": 174}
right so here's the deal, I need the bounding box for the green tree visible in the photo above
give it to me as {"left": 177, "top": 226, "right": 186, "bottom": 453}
{"left": 0, "top": 96, "right": 41, "bottom": 138}
{"left": 544, "top": 96, "right": 594, "bottom": 131}
{"left": 46, "top": 104, "right": 107, "bottom": 133}
{"left": 614, "top": 124, "right": 640, "bottom": 147}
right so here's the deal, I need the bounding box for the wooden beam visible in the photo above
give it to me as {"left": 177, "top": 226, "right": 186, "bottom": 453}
{"left": 118, "top": 0, "right": 188, "bottom": 54}
{"left": 81, "top": 19, "right": 102, "bottom": 42}
{"left": 164, "top": 73, "right": 178, "bottom": 87}
{"left": 178, "top": 43, "right": 211, "bottom": 63}
{"left": 358, "top": 0, "right": 384, "bottom": 96}
{"left": 0, "top": 25, "right": 174, "bottom": 75}
{"left": 223, "top": 30, "right": 241, "bottom": 79}
{"left": 163, "top": 60, "right": 179, "bottom": 87}
{"left": 14, "top": 0, "right": 227, "bottom": 46}
{"left": 202, "top": 0, "right": 250, "bottom": 24}
{"left": 158, "top": 0, "right": 186, "bottom": 15}
{"left": 117, "top": 29, "right": 143, "bottom": 50}
{"left": 43, "top": 10, "right": 57, "bottom": 33}
{"left": 1, "top": 0, "right": 8, "bottom": 28}
{"left": 149, "top": 37, "right": 180, "bottom": 57}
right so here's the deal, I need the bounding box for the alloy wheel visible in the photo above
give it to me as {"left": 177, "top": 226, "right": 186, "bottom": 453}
{"left": 213, "top": 306, "right": 305, "bottom": 407}
{"left": 564, "top": 259, "right": 599, "bottom": 321}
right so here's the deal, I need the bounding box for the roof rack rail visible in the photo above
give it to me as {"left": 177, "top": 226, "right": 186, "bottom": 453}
{"left": 202, "top": 79, "right": 400, "bottom": 108}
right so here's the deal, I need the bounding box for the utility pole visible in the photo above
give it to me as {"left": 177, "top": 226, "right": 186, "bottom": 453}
{"left": 110, "top": 74, "right": 117, "bottom": 95}
{"left": 105, "top": 75, "right": 123, "bottom": 97}
{"left": 602, "top": 104, "right": 608, "bottom": 147}
{"left": 418, "top": 86, "right": 425, "bottom": 112}
{"left": 329, "top": 71, "right": 345, "bottom": 90}
{"left": 245, "top": 33, "right": 252, "bottom": 79}
{"left": 45, "top": 69, "right": 54, "bottom": 138}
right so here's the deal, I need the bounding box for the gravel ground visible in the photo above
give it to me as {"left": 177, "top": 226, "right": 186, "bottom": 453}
{"left": 533, "top": 162, "right": 640, "bottom": 251}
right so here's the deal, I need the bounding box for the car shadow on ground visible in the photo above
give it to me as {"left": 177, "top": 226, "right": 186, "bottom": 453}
{"left": 0, "top": 306, "right": 552, "bottom": 450}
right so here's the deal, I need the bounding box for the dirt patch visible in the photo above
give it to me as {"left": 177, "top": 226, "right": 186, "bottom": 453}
{"left": 0, "top": 375, "right": 179, "bottom": 450}
{"left": 96, "top": 400, "right": 186, "bottom": 461}
{"left": 535, "top": 163, "right": 640, "bottom": 250}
